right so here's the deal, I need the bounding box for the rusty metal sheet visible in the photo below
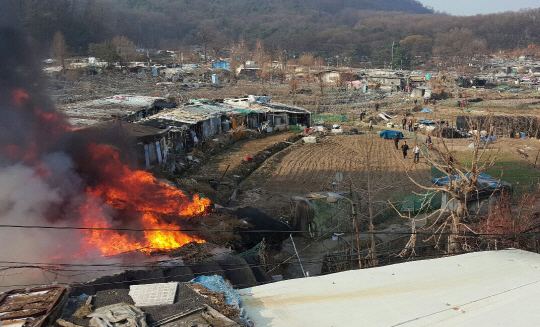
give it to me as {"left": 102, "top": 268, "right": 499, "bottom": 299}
{"left": 0, "top": 286, "right": 67, "bottom": 327}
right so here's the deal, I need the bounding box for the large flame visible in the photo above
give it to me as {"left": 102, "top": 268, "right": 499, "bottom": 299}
{"left": 2, "top": 87, "right": 211, "bottom": 258}
{"left": 79, "top": 144, "right": 210, "bottom": 256}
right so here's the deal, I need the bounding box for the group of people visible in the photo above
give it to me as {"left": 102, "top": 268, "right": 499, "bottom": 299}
{"left": 393, "top": 133, "right": 432, "bottom": 164}
{"left": 401, "top": 117, "right": 415, "bottom": 132}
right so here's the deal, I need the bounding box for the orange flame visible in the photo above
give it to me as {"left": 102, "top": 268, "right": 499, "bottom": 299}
{"left": 79, "top": 144, "right": 210, "bottom": 256}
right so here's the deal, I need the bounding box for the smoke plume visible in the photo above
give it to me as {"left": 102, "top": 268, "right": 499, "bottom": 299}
{"left": 0, "top": 28, "right": 209, "bottom": 289}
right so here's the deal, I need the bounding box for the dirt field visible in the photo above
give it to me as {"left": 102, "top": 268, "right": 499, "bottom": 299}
{"left": 185, "top": 132, "right": 294, "bottom": 181}
{"left": 240, "top": 134, "right": 432, "bottom": 220}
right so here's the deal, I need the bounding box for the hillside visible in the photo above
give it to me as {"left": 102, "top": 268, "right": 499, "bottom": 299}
{"left": 5, "top": 0, "right": 540, "bottom": 63}
{"left": 8, "top": 0, "right": 431, "bottom": 52}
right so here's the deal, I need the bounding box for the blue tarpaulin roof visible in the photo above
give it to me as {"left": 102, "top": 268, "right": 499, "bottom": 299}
{"left": 432, "top": 173, "right": 512, "bottom": 191}
{"left": 421, "top": 108, "right": 433, "bottom": 113}
{"left": 418, "top": 120, "right": 435, "bottom": 124}
{"left": 380, "top": 130, "right": 404, "bottom": 139}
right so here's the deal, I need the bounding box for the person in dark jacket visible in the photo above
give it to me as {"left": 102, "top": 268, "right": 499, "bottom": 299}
{"left": 425, "top": 133, "right": 432, "bottom": 149}
{"left": 401, "top": 141, "right": 409, "bottom": 159}
{"left": 394, "top": 133, "right": 400, "bottom": 150}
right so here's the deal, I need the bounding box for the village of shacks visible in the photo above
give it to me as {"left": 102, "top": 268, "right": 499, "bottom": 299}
{"left": 2, "top": 1, "right": 540, "bottom": 326}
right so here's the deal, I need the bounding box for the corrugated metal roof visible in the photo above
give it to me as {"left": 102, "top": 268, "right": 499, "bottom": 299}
{"left": 140, "top": 100, "right": 309, "bottom": 126}
{"left": 239, "top": 249, "right": 540, "bottom": 327}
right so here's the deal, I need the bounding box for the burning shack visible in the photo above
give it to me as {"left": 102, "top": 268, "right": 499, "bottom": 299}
{"left": 75, "top": 120, "right": 172, "bottom": 169}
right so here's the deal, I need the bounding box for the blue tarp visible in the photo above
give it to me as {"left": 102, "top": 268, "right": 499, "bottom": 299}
{"left": 379, "top": 130, "right": 404, "bottom": 139}
{"left": 480, "top": 136, "right": 498, "bottom": 143}
{"left": 212, "top": 62, "right": 230, "bottom": 70}
{"left": 421, "top": 108, "right": 433, "bottom": 113}
{"left": 432, "top": 173, "right": 512, "bottom": 190}
{"left": 191, "top": 275, "right": 240, "bottom": 307}
{"left": 418, "top": 120, "right": 435, "bottom": 124}
{"left": 190, "top": 275, "right": 249, "bottom": 323}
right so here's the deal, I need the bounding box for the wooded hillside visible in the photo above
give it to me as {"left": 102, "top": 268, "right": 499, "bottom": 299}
{"left": 4, "top": 0, "right": 540, "bottom": 63}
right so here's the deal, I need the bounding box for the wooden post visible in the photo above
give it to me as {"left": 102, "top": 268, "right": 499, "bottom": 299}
{"left": 351, "top": 202, "right": 362, "bottom": 269}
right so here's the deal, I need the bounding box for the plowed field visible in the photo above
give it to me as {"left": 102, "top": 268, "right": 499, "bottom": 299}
{"left": 241, "top": 134, "right": 431, "bottom": 218}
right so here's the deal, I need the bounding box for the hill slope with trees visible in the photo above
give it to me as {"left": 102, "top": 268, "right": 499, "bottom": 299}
{"left": 4, "top": 0, "right": 540, "bottom": 65}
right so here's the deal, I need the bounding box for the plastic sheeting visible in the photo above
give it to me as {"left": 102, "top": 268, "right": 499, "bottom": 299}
{"left": 379, "top": 130, "right": 404, "bottom": 139}
{"left": 432, "top": 173, "right": 512, "bottom": 191}
{"left": 88, "top": 304, "right": 147, "bottom": 327}
{"left": 190, "top": 276, "right": 251, "bottom": 325}
{"left": 190, "top": 276, "right": 241, "bottom": 308}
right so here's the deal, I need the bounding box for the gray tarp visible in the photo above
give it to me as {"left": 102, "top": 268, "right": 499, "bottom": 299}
{"left": 88, "top": 303, "right": 147, "bottom": 327}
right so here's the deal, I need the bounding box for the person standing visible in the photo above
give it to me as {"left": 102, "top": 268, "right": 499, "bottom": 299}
{"left": 413, "top": 143, "right": 420, "bottom": 163}
{"left": 394, "top": 133, "right": 400, "bottom": 150}
{"left": 425, "top": 133, "right": 432, "bottom": 149}
{"left": 408, "top": 120, "right": 413, "bottom": 132}
{"left": 401, "top": 141, "right": 409, "bottom": 159}
{"left": 402, "top": 117, "right": 407, "bottom": 130}
{"left": 375, "top": 102, "right": 380, "bottom": 111}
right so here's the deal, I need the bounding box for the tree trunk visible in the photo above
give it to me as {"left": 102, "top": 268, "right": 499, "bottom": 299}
{"left": 449, "top": 200, "right": 466, "bottom": 253}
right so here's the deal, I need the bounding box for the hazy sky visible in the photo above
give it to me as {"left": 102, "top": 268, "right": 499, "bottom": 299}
{"left": 417, "top": 0, "right": 540, "bottom": 16}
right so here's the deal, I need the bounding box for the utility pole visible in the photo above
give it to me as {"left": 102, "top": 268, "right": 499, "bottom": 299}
{"left": 391, "top": 41, "right": 395, "bottom": 70}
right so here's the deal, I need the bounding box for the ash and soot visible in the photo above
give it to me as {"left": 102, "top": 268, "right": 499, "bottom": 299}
{"left": 0, "top": 28, "right": 211, "bottom": 287}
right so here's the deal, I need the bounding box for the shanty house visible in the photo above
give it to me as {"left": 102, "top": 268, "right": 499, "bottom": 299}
{"left": 314, "top": 70, "right": 341, "bottom": 85}
{"left": 76, "top": 120, "right": 171, "bottom": 169}
{"left": 411, "top": 86, "right": 432, "bottom": 99}
{"left": 60, "top": 95, "right": 175, "bottom": 127}
{"left": 432, "top": 173, "right": 512, "bottom": 215}
{"left": 224, "top": 96, "right": 311, "bottom": 131}
{"left": 409, "top": 75, "right": 425, "bottom": 87}
{"left": 369, "top": 76, "right": 405, "bottom": 90}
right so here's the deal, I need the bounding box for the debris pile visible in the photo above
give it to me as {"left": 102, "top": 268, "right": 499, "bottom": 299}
{"left": 56, "top": 277, "right": 250, "bottom": 327}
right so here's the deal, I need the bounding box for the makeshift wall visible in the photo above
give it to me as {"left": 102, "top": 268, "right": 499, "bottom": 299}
{"left": 456, "top": 115, "right": 540, "bottom": 138}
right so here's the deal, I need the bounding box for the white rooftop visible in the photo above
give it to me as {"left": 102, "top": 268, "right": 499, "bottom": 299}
{"left": 239, "top": 249, "right": 540, "bottom": 326}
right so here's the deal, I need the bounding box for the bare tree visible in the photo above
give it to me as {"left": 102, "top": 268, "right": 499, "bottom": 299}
{"left": 315, "top": 73, "right": 326, "bottom": 96}
{"left": 253, "top": 39, "right": 271, "bottom": 83}
{"left": 298, "top": 53, "right": 315, "bottom": 67}
{"left": 433, "top": 28, "right": 487, "bottom": 71}
{"left": 230, "top": 38, "right": 250, "bottom": 80}
{"left": 111, "top": 36, "right": 137, "bottom": 69}
{"left": 196, "top": 22, "right": 217, "bottom": 62}
{"left": 350, "top": 135, "right": 411, "bottom": 267}
{"left": 273, "top": 47, "right": 287, "bottom": 84}
{"left": 52, "top": 31, "right": 67, "bottom": 72}
{"left": 398, "top": 115, "right": 501, "bottom": 254}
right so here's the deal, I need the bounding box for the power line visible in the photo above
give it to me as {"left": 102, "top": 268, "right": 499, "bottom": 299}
{"left": 0, "top": 245, "right": 498, "bottom": 290}
{"left": 0, "top": 223, "right": 539, "bottom": 237}
{"left": 0, "top": 240, "right": 501, "bottom": 271}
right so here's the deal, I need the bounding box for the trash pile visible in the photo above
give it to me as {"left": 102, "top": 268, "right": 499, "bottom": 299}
{"left": 53, "top": 276, "right": 251, "bottom": 327}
